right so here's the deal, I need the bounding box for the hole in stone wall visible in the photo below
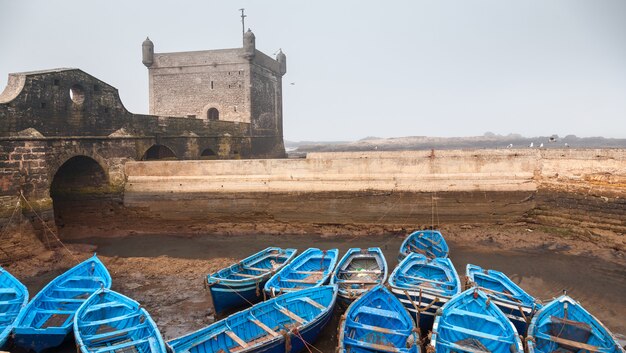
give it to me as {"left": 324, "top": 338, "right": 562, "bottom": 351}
{"left": 69, "top": 84, "right": 85, "bottom": 104}
{"left": 211, "top": 81, "right": 214, "bottom": 89}
{"left": 93, "top": 85, "right": 100, "bottom": 92}
{"left": 40, "top": 102, "right": 46, "bottom": 108}
{"left": 53, "top": 79, "right": 60, "bottom": 86}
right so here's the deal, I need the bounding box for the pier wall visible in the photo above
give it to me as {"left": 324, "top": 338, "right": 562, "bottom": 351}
{"left": 121, "top": 149, "right": 625, "bottom": 238}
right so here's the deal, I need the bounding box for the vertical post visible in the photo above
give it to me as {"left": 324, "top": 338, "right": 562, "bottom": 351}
{"left": 239, "top": 8, "right": 246, "bottom": 38}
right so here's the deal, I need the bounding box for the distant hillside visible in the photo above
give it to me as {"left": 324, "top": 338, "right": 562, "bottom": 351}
{"left": 287, "top": 134, "right": 626, "bottom": 156}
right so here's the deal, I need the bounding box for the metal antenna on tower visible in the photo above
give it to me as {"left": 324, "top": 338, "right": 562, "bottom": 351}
{"left": 239, "top": 8, "right": 246, "bottom": 38}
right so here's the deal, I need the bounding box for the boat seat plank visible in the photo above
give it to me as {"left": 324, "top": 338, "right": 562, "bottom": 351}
{"left": 346, "top": 321, "right": 398, "bottom": 335}
{"left": 440, "top": 324, "right": 503, "bottom": 342}
{"left": 225, "top": 330, "right": 249, "bottom": 348}
{"left": 345, "top": 337, "right": 402, "bottom": 353}
{"left": 85, "top": 324, "right": 147, "bottom": 344}
{"left": 337, "top": 279, "right": 380, "bottom": 284}
{"left": 82, "top": 313, "right": 143, "bottom": 327}
{"left": 341, "top": 270, "right": 382, "bottom": 274}
{"left": 294, "top": 270, "right": 323, "bottom": 274}
{"left": 282, "top": 278, "right": 317, "bottom": 284}
{"left": 232, "top": 273, "right": 259, "bottom": 278}
{"left": 242, "top": 266, "right": 269, "bottom": 272}
{"left": 250, "top": 319, "right": 279, "bottom": 337}
{"left": 400, "top": 274, "right": 452, "bottom": 286}
{"left": 355, "top": 306, "right": 402, "bottom": 320}
{"left": 448, "top": 308, "right": 501, "bottom": 324}
{"left": 93, "top": 338, "right": 148, "bottom": 353}
{"left": 300, "top": 297, "right": 326, "bottom": 311}
{"left": 279, "top": 307, "right": 306, "bottom": 324}
{"left": 540, "top": 334, "right": 604, "bottom": 352}
{"left": 0, "top": 288, "right": 17, "bottom": 295}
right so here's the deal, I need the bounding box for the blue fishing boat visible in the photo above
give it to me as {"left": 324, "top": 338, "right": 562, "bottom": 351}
{"left": 331, "top": 247, "right": 387, "bottom": 306}
{"left": 338, "top": 285, "right": 421, "bottom": 353}
{"left": 206, "top": 247, "right": 297, "bottom": 315}
{"left": 264, "top": 248, "right": 339, "bottom": 298}
{"left": 388, "top": 253, "right": 461, "bottom": 331}
{"left": 74, "top": 288, "right": 167, "bottom": 353}
{"left": 0, "top": 266, "right": 29, "bottom": 349}
{"left": 168, "top": 285, "right": 337, "bottom": 353}
{"left": 466, "top": 264, "right": 542, "bottom": 335}
{"left": 429, "top": 288, "right": 523, "bottom": 353}
{"left": 528, "top": 293, "right": 625, "bottom": 353}
{"left": 13, "top": 254, "right": 112, "bottom": 353}
{"left": 398, "top": 230, "right": 449, "bottom": 261}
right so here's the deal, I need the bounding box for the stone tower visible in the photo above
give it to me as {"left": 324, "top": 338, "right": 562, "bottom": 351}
{"left": 143, "top": 30, "right": 286, "bottom": 157}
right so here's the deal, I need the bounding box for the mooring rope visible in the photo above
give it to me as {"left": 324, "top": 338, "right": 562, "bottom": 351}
{"left": 19, "top": 190, "right": 79, "bottom": 262}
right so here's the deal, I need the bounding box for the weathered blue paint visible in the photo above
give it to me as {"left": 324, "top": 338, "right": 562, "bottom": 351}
{"left": 168, "top": 285, "right": 337, "bottom": 353}
{"left": 528, "top": 294, "right": 624, "bottom": 353}
{"left": 13, "top": 254, "right": 112, "bottom": 353}
{"left": 0, "top": 266, "right": 29, "bottom": 349}
{"left": 398, "top": 230, "right": 449, "bottom": 261}
{"left": 207, "top": 247, "right": 297, "bottom": 315}
{"left": 389, "top": 253, "right": 461, "bottom": 331}
{"left": 264, "top": 248, "right": 339, "bottom": 297}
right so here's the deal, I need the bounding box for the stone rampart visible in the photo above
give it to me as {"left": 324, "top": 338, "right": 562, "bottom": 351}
{"left": 122, "top": 149, "right": 625, "bottom": 237}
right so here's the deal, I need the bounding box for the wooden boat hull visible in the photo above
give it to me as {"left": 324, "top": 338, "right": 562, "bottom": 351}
{"left": 13, "top": 255, "right": 112, "bottom": 353}
{"left": 338, "top": 285, "right": 421, "bottom": 353}
{"left": 389, "top": 254, "right": 461, "bottom": 332}
{"left": 429, "top": 289, "right": 523, "bottom": 353}
{"left": 169, "top": 285, "right": 337, "bottom": 353}
{"left": 398, "top": 230, "right": 449, "bottom": 261}
{"left": 209, "top": 280, "right": 267, "bottom": 315}
{"left": 264, "top": 248, "right": 339, "bottom": 298}
{"left": 331, "top": 247, "right": 387, "bottom": 307}
{"left": 207, "top": 247, "right": 297, "bottom": 315}
{"left": 528, "top": 294, "right": 625, "bottom": 353}
{"left": 466, "top": 264, "right": 541, "bottom": 335}
{"left": 74, "top": 289, "right": 167, "bottom": 353}
{"left": 0, "top": 266, "right": 29, "bottom": 349}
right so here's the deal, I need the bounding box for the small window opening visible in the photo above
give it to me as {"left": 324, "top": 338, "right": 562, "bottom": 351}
{"left": 53, "top": 79, "right": 60, "bottom": 86}
{"left": 208, "top": 108, "right": 219, "bottom": 121}
{"left": 234, "top": 106, "right": 237, "bottom": 112}
{"left": 40, "top": 102, "right": 46, "bottom": 108}
{"left": 210, "top": 81, "right": 214, "bottom": 89}
{"left": 69, "top": 84, "right": 85, "bottom": 105}
{"left": 228, "top": 84, "right": 231, "bottom": 89}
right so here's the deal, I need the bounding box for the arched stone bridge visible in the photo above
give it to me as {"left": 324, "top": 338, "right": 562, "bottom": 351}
{"left": 0, "top": 68, "right": 285, "bottom": 236}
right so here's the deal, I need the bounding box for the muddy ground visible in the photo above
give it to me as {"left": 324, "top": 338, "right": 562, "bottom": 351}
{"left": 4, "top": 223, "right": 626, "bottom": 352}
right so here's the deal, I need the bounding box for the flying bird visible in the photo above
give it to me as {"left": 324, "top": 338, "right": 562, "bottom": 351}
{"left": 507, "top": 144, "right": 513, "bottom": 148}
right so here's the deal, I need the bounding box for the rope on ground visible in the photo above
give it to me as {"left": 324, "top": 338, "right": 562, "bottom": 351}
{"left": 19, "top": 190, "right": 79, "bottom": 263}
{"left": 0, "top": 199, "right": 22, "bottom": 260}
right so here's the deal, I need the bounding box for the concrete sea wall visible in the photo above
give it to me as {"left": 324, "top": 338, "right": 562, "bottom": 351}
{"left": 122, "top": 149, "right": 625, "bottom": 237}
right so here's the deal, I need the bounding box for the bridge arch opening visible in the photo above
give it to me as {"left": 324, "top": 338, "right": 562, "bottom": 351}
{"left": 142, "top": 144, "right": 177, "bottom": 160}
{"left": 50, "top": 156, "right": 109, "bottom": 230}
{"left": 200, "top": 147, "right": 217, "bottom": 159}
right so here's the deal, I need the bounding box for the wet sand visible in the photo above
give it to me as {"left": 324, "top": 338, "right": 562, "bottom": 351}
{"left": 6, "top": 231, "right": 626, "bottom": 352}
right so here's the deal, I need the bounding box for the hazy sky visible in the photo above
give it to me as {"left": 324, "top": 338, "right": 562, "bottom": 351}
{"left": 1, "top": 1, "right": 625, "bottom": 140}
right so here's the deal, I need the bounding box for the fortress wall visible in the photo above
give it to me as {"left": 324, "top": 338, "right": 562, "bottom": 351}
{"left": 118, "top": 149, "right": 624, "bottom": 238}
{"left": 124, "top": 149, "right": 539, "bottom": 194}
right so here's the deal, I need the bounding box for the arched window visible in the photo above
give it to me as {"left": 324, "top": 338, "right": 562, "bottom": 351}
{"left": 207, "top": 108, "right": 219, "bottom": 121}
{"left": 142, "top": 144, "right": 177, "bottom": 160}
